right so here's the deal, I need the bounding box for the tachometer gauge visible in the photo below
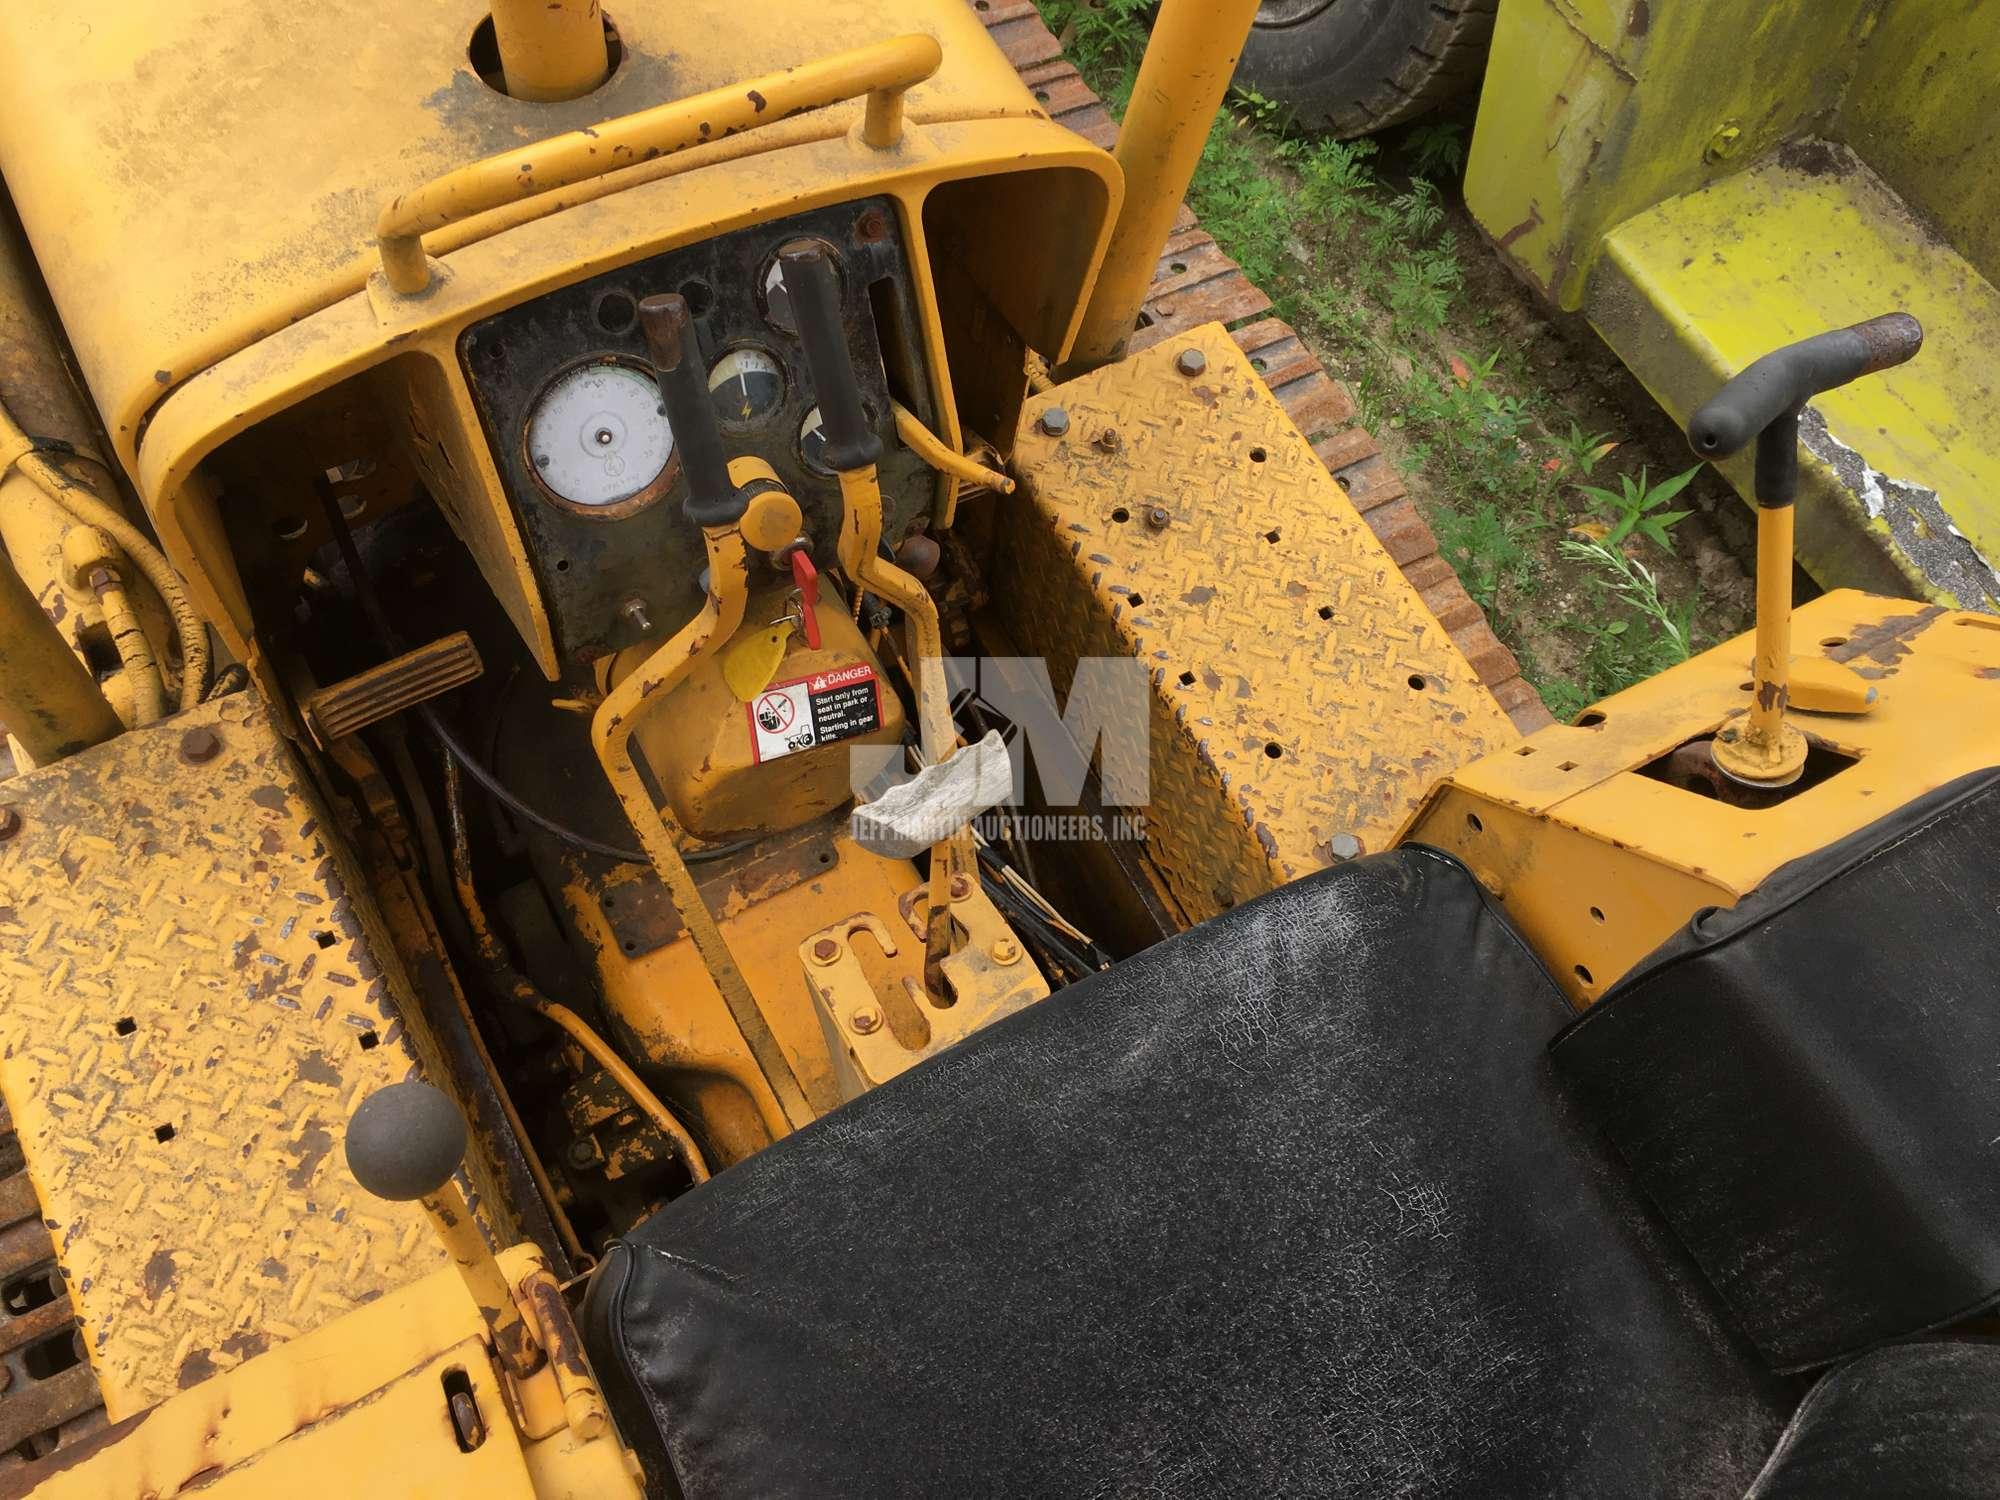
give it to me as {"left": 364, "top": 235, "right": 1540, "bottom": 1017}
{"left": 798, "top": 406, "right": 831, "bottom": 475}
{"left": 760, "top": 239, "right": 841, "bottom": 335}
{"left": 525, "top": 362, "right": 674, "bottom": 511}
{"left": 708, "top": 346, "right": 785, "bottom": 426}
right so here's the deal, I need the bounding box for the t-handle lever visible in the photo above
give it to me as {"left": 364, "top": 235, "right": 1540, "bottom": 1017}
{"left": 1686, "top": 314, "right": 1922, "bottom": 786}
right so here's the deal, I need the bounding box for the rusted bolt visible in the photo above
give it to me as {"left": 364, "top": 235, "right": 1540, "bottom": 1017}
{"left": 990, "top": 936, "right": 1021, "bottom": 966}
{"left": 1327, "top": 832, "right": 1363, "bottom": 861}
{"left": 1037, "top": 407, "right": 1070, "bottom": 438}
{"left": 1094, "top": 427, "right": 1122, "bottom": 453}
{"left": 1175, "top": 348, "right": 1207, "bottom": 377}
{"left": 854, "top": 207, "right": 889, "bottom": 243}
{"left": 849, "top": 1005, "right": 883, "bottom": 1036}
{"left": 809, "top": 937, "right": 842, "bottom": 966}
{"left": 1144, "top": 506, "right": 1171, "bottom": 531}
{"left": 0, "top": 806, "right": 21, "bottom": 842}
{"left": 179, "top": 726, "right": 222, "bottom": 764}
{"left": 948, "top": 874, "right": 973, "bottom": 902}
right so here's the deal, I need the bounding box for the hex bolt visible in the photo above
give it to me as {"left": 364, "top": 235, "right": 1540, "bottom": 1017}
{"left": 1327, "top": 832, "right": 1363, "bottom": 861}
{"left": 0, "top": 806, "right": 20, "bottom": 842}
{"left": 849, "top": 1005, "right": 883, "bottom": 1036}
{"left": 1094, "top": 427, "right": 1122, "bottom": 453}
{"left": 179, "top": 726, "right": 222, "bottom": 764}
{"left": 1175, "top": 348, "right": 1207, "bottom": 377}
{"left": 567, "top": 1137, "right": 602, "bottom": 1170}
{"left": 809, "top": 937, "right": 842, "bottom": 967}
{"left": 1037, "top": 407, "right": 1070, "bottom": 438}
{"left": 1144, "top": 505, "right": 1171, "bottom": 531}
{"left": 948, "top": 874, "right": 973, "bottom": 902}
{"left": 990, "top": 937, "right": 1022, "bottom": 966}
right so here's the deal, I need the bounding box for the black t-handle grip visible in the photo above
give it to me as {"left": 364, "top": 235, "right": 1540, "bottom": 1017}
{"left": 639, "top": 292, "right": 744, "bottom": 527}
{"left": 780, "top": 244, "right": 882, "bottom": 472}
{"left": 1687, "top": 313, "right": 1921, "bottom": 507}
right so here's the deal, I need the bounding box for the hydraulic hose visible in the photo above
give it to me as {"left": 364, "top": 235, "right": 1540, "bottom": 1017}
{"left": 0, "top": 403, "right": 209, "bottom": 709}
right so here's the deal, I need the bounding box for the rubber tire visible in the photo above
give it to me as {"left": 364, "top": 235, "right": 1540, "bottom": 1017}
{"left": 1234, "top": 0, "right": 1498, "bottom": 139}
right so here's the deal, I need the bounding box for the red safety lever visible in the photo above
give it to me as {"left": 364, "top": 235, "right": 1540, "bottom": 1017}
{"left": 790, "top": 549, "right": 822, "bottom": 650}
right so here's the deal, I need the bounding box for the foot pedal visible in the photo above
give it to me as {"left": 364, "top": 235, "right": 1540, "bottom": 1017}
{"left": 304, "top": 631, "right": 482, "bottom": 742}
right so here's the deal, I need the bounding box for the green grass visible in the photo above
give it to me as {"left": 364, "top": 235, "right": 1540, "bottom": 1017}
{"left": 1039, "top": 0, "right": 1714, "bottom": 716}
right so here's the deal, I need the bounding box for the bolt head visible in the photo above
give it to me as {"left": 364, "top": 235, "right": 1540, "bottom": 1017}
{"left": 0, "top": 806, "right": 21, "bottom": 841}
{"left": 1327, "top": 832, "right": 1363, "bottom": 861}
{"left": 948, "top": 874, "right": 973, "bottom": 902}
{"left": 1094, "top": 427, "right": 1122, "bottom": 453}
{"left": 567, "top": 1137, "right": 602, "bottom": 1169}
{"left": 809, "top": 937, "right": 842, "bottom": 967}
{"left": 179, "top": 726, "right": 222, "bottom": 764}
{"left": 990, "top": 937, "right": 1021, "bottom": 966}
{"left": 1175, "top": 348, "right": 1207, "bottom": 377}
{"left": 849, "top": 1006, "right": 883, "bottom": 1036}
{"left": 1144, "top": 506, "right": 1171, "bottom": 531}
{"left": 1037, "top": 407, "right": 1070, "bottom": 438}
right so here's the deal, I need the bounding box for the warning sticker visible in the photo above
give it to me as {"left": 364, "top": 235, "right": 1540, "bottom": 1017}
{"left": 747, "top": 662, "right": 883, "bottom": 764}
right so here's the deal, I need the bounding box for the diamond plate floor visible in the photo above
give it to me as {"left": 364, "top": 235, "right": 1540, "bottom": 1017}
{"left": 0, "top": 691, "right": 446, "bottom": 1416}
{"left": 1000, "top": 327, "right": 1518, "bottom": 923}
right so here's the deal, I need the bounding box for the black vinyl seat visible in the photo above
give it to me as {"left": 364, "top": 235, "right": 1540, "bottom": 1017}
{"left": 583, "top": 846, "right": 1796, "bottom": 1497}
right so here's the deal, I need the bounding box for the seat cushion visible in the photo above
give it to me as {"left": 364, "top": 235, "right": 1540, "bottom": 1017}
{"left": 1551, "top": 769, "right": 2000, "bottom": 1373}
{"left": 1744, "top": 1340, "right": 2000, "bottom": 1499}
{"left": 584, "top": 847, "right": 1791, "bottom": 1498}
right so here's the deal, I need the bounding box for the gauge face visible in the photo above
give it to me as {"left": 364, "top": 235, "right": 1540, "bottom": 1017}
{"left": 708, "top": 346, "right": 785, "bottom": 427}
{"left": 760, "top": 239, "right": 840, "bottom": 335}
{"left": 525, "top": 362, "right": 673, "bottom": 510}
{"left": 798, "top": 406, "right": 831, "bottom": 476}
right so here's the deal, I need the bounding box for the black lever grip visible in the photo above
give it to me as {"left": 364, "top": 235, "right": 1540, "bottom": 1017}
{"left": 1686, "top": 313, "right": 1920, "bottom": 508}
{"left": 1688, "top": 313, "right": 1922, "bottom": 458}
{"left": 638, "top": 293, "right": 744, "bottom": 527}
{"left": 780, "top": 244, "right": 882, "bottom": 472}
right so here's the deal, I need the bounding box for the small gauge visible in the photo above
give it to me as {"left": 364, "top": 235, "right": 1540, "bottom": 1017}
{"left": 708, "top": 346, "right": 785, "bottom": 427}
{"left": 798, "top": 406, "right": 831, "bottom": 475}
{"left": 760, "top": 239, "right": 841, "bottom": 335}
{"left": 525, "top": 362, "right": 674, "bottom": 511}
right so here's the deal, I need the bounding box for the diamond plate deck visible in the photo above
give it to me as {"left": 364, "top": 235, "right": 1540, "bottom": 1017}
{"left": 0, "top": 691, "right": 447, "bottom": 1417}
{"left": 998, "top": 326, "right": 1518, "bottom": 923}
{"left": 974, "top": 0, "right": 1553, "bottom": 734}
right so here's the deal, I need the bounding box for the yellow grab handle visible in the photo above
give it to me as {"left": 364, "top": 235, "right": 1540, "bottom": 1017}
{"left": 376, "top": 32, "right": 944, "bottom": 294}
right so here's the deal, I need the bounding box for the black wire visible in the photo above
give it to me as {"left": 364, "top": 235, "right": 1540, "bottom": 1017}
{"left": 312, "top": 478, "right": 749, "bottom": 868}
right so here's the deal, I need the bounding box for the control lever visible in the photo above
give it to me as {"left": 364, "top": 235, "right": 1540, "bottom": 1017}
{"left": 1686, "top": 313, "right": 1922, "bottom": 786}
{"left": 780, "top": 243, "right": 968, "bottom": 993}
{"left": 346, "top": 1082, "right": 544, "bottom": 1378}
{"left": 638, "top": 292, "right": 747, "bottom": 527}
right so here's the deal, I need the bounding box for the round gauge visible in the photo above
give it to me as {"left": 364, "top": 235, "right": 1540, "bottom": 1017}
{"left": 708, "top": 346, "right": 785, "bottom": 427}
{"left": 759, "top": 239, "right": 841, "bottom": 335}
{"left": 798, "top": 406, "right": 831, "bottom": 476}
{"left": 525, "top": 362, "right": 674, "bottom": 511}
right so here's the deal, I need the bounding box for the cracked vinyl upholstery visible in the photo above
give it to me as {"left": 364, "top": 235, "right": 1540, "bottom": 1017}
{"left": 582, "top": 847, "right": 1791, "bottom": 1498}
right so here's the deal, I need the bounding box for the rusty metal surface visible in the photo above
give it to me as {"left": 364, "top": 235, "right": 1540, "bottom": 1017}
{"left": 999, "top": 327, "right": 1518, "bottom": 923}
{"left": 302, "top": 630, "right": 484, "bottom": 743}
{"left": 592, "top": 816, "right": 843, "bottom": 960}
{"left": 973, "top": 0, "right": 1551, "bottom": 733}
{"left": 0, "top": 691, "right": 447, "bottom": 1417}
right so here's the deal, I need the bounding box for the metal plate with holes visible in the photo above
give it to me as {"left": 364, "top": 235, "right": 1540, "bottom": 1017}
{"left": 998, "top": 325, "right": 1518, "bottom": 924}
{"left": 594, "top": 817, "right": 841, "bottom": 961}
{"left": 460, "top": 197, "right": 937, "bottom": 665}
{"left": 0, "top": 692, "right": 446, "bottom": 1416}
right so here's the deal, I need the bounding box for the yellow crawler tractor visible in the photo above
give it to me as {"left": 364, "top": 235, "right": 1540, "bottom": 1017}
{"left": 0, "top": 3, "right": 1993, "bottom": 1496}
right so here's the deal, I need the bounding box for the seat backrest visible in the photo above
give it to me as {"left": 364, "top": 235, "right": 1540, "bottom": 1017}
{"left": 1552, "top": 768, "right": 2000, "bottom": 1372}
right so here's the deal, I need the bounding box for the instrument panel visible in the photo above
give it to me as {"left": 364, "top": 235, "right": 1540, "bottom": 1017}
{"left": 461, "top": 197, "right": 937, "bottom": 666}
